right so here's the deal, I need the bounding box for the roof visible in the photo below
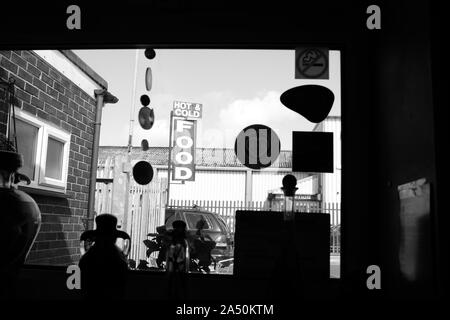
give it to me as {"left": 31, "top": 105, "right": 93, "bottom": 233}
{"left": 60, "top": 50, "right": 108, "bottom": 90}
{"left": 98, "top": 146, "right": 294, "bottom": 169}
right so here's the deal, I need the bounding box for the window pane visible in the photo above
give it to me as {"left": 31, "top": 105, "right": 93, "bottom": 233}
{"left": 185, "top": 213, "right": 210, "bottom": 230}
{"left": 74, "top": 49, "right": 341, "bottom": 279}
{"left": 200, "top": 215, "right": 211, "bottom": 230}
{"left": 166, "top": 214, "right": 176, "bottom": 228}
{"left": 217, "top": 216, "right": 228, "bottom": 232}
{"left": 184, "top": 213, "right": 198, "bottom": 229}
{"left": 45, "top": 137, "right": 64, "bottom": 180}
{"left": 207, "top": 215, "right": 222, "bottom": 232}
{"left": 15, "top": 119, "right": 38, "bottom": 179}
{"left": 11, "top": 48, "right": 344, "bottom": 283}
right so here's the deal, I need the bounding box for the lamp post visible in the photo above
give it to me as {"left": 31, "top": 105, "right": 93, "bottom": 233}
{"left": 122, "top": 49, "right": 140, "bottom": 235}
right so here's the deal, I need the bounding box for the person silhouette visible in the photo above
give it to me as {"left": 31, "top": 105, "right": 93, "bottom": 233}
{"left": 78, "top": 214, "right": 130, "bottom": 299}
{"left": 191, "top": 218, "right": 216, "bottom": 273}
{"left": 0, "top": 133, "right": 41, "bottom": 299}
{"left": 166, "top": 220, "right": 189, "bottom": 300}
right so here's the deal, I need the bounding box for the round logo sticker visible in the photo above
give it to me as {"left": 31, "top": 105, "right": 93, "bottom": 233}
{"left": 234, "top": 124, "right": 281, "bottom": 170}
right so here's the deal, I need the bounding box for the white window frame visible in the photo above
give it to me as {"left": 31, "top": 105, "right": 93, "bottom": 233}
{"left": 14, "top": 108, "right": 71, "bottom": 193}
{"left": 39, "top": 126, "right": 71, "bottom": 189}
{"left": 12, "top": 111, "right": 44, "bottom": 185}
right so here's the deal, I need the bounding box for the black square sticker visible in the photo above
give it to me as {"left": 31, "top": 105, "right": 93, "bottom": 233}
{"left": 292, "top": 131, "right": 333, "bottom": 173}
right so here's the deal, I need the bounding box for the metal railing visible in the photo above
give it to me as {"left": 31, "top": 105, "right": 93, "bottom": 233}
{"left": 168, "top": 199, "right": 341, "bottom": 253}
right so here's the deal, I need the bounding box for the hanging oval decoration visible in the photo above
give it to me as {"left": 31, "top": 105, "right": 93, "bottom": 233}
{"left": 141, "top": 139, "right": 149, "bottom": 151}
{"left": 138, "top": 106, "right": 155, "bottom": 130}
{"left": 145, "top": 67, "right": 152, "bottom": 91}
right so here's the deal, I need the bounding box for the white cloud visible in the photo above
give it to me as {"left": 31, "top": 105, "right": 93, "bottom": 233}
{"left": 218, "top": 91, "right": 291, "bottom": 127}
{"left": 212, "top": 91, "right": 314, "bottom": 149}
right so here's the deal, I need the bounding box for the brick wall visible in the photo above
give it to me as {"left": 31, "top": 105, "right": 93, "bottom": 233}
{"left": 0, "top": 50, "right": 99, "bottom": 265}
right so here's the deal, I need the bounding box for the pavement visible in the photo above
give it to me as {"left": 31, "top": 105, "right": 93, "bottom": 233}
{"left": 214, "top": 255, "right": 341, "bottom": 278}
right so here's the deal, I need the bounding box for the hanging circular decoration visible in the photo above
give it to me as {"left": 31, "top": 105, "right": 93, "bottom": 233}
{"left": 140, "top": 94, "right": 150, "bottom": 107}
{"left": 138, "top": 106, "right": 155, "bottom": 130}
{"left": 144, "top": 49, "right": 156, "bottom": 60}
{"left": 132, "top": 161, "right": 154, "bottom": 185}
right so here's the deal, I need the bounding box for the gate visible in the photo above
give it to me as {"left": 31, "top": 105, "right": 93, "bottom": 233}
{"left": 127, "top": 178, "right": 167, "bottom": 263}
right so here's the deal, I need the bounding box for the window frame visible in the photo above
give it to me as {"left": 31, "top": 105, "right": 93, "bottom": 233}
{"left": 14, "top": 108, "right": 71, "bottom": 193}
{"left": 13, "top": 111, "right": 44, "bottom": 184}
{"left": 39, "top": 125, "right": 71, "bottom": 189}
{"left": 18, "top": 47, "right": 344, "bottom": 282}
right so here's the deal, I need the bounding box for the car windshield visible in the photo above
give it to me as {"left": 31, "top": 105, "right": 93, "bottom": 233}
{"left": 185, "top": 212, "right": 211, "bottom": 230}
{"left": 166, "top": 212, "right": 182, "bottom": 229}
{"left": 216, "top": 216, "right": 229, "bottom": 232}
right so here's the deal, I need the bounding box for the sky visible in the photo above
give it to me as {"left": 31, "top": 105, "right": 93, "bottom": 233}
{"left": 73, "top": 49, "right": 341, "bottom": 151}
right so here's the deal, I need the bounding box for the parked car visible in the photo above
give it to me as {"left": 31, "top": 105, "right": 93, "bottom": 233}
{"left": 164, "top": 206, "right": 234, "bottom": 263}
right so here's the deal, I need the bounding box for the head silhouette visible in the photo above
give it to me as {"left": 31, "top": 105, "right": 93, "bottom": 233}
{"left": 171, "top": 220, "right": 187, "bottom": 243}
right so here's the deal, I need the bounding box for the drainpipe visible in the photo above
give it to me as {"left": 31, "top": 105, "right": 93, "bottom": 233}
{"left": 86, "top": 89, "right": 118, "bottom": 230}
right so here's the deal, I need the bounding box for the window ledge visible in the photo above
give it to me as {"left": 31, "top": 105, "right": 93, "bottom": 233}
{"left": 18, "top": 185, "right": 70, "bottom": 198}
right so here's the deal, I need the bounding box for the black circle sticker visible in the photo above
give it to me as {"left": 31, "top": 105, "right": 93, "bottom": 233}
{"left": 296, "top": 48, "right": 328, "bottom": 79}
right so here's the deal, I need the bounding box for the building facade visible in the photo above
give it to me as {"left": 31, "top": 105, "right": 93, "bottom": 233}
{"left": 1, "top": 50, "right": 111, "bottom": 265}
{"left": 313, "top": 116, "right": 341, "bottom": 204}
{"left": 97, "top": 146, "right": 329, "bottom": 231}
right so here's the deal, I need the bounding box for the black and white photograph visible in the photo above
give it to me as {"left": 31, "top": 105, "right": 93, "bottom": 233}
{"left": 0, "top": 0, "right": 447, "bottom": 316}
